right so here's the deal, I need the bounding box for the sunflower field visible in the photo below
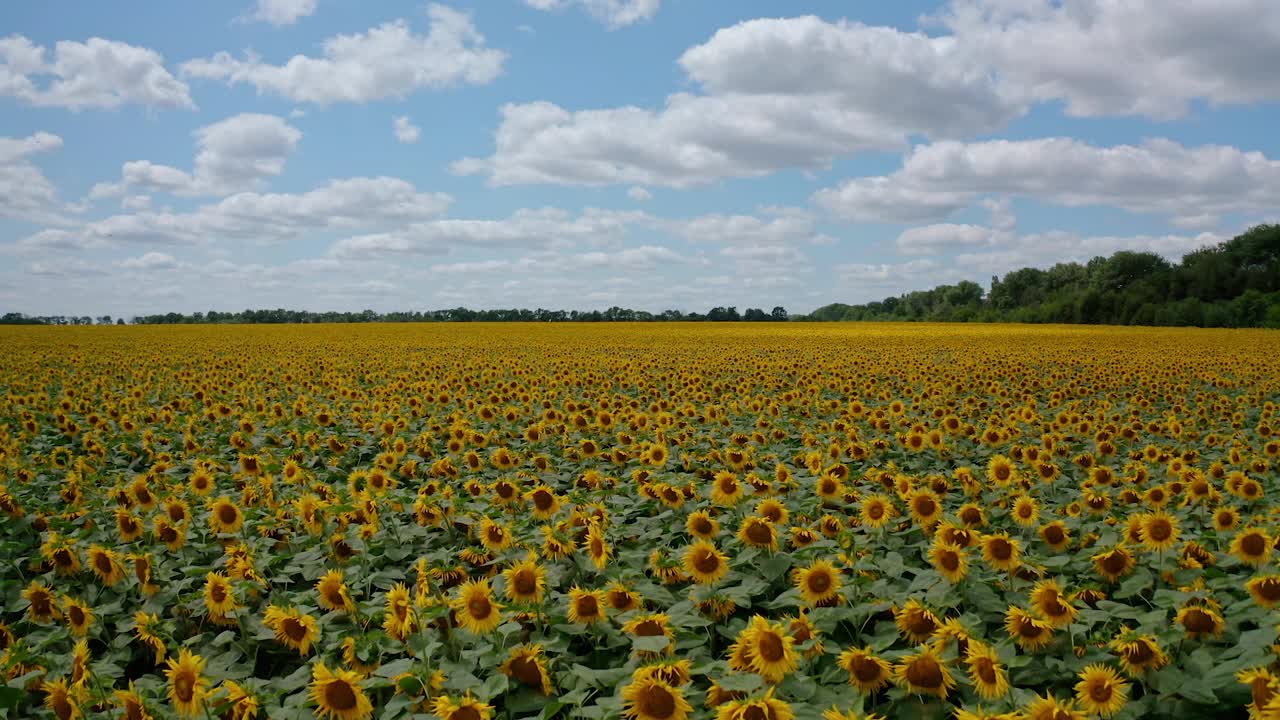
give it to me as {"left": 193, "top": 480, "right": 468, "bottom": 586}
{"left": 1, "top": 322, "right": 1279, "bottom": 720}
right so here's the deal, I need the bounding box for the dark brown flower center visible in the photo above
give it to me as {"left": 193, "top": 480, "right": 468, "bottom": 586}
{"left": 906, "top": 656, "right": 943, "bottom": 689}
{"left": 638, "top": 684, "right": 675, "bottom": 719}
{"left": 324, "top": 680, "right": 357, "bottom": 711}
{"left": 756, "top": 632, "right": 785, "bottom": 662}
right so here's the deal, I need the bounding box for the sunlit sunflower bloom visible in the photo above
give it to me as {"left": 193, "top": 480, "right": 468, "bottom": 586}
{"left": 87, "top": 545, "right": 126, "bottom": 586}
{"left": 263, "top": 605, "right": 319, "bottom": 655}
{"left": 1024, "top": 692, "right": 1087, "bottom": 720}
{"left": 683, "top": 540, "right": 730, "bottom": 585}
{"left": 816, "top": 474, "right": 845, "bottom": 501}
{"left": 1175, "top": 604, "right": 1225, "bottom": 640}
{"left": 894, "top": 644, "right": 956, "bottom": 699}
{"left": 219, "top": 679, "right": 259, "bottom": 720}
{"left": 929, "top": 541, "right": 969, "bottom": 584}
{"left": 1039, "top": 521, "right": 1071, "bottom": 552}
{"left": 625, "top": 613, "right": 675, "bottom": 657}
{"left": 115, "top": 508, "right": 145, "bottom": 542}
{"left": 1092, "top": 546, "right": 1136, "bottom": 583}
{"left": 1247, "top": 575, "right": 1280, "bottom": 609}
{"left": 980, "top": 533, "right": 1021, "bottom": 572}
{"left": 310, "top": 663, "right": 373, "bottom": 720}
{"left": 376, "top": 583, "right": 415, "bottom": 640}
{"left": 956, "top": 503, "right": 986, "bottom": 528}
{"left": 68, "top": 638, "right": 92, "bottom": 688}
{"left": 1231, "top": 528, "right": 1274, "bottom": 567}
{"left": 838, "top": 646, "right": 892, "bottom": 694}
{"left": 567, "top": 587, "right": 607, "bottom": 624}
{"left": 500, "top": 644, "right": 553, "bottom": 695}
{"left": 987, "top": 455, "right": 1017, "bottom": 487}
{"left": 907, "top": 489, "right": 943, "bottom": 526}
{"left": 452, "top": 579, "right": 502, "bottom": 634}
{"left": 23, "top": 581, "right": 61, "bottom": 623}
{"left": 316, "top": 569, "right": 357, "bottom": 613}
{"left": 634, "top": 658, "right": 693, "bottom": 688}
{"left": 736, "top": 615, "right": 798, "bottom": 683}
{"left": 1109, "top": 634, "right": 1169, "bottom": 676}
{"left": 738, "top": 517, "right": 779, "bottom": 551}
{"left": 622, "top": 677, "right": 691, "bottom": 720}
{"left": 965, "top": 642, "right": 1009, "bottom": 700}
{"left": 134, "top": 611, "right": 166, "bottom": 663}
{"left": 40, "top": 533, "right": 81, "bottom": 575}
{"left": 62, "top": 596, "right": 93, "bottom": 637}
{"left": 540, "top": 525, "right": 575, "bottom": 560}
{"left": 1237, "top": 667, "right": 1277, "bottom": 718}
{"left": 165, "top": 649, "right": 208, "bottom": 718}
{"left": 208, "top": 496, "right": 244, "bottom": 535}
{"left": 190, "top": 469, "right": 216, "bottom": 496}
{"left": 894, "top": 599, "right": 940, "bottom": 645}
{"left": 823, "top": 709, "right": 887, "bottom": 720}
{"left": 1074, "top": 664, "right": 1129, "bottom": 718}
{"left": 203, "top": 572, "right": 236, "bottom": 620}
{"left": 607, "top": 582, "right": 643, "bottom": 613}
{"left": 1005, "top": 606, "right": 1054, "bottom": 651}
{"left": 111, "top": 682, "right": 153, "bottom": 720}
{"left": 585, "top": 523, "right": 613, "bottom": 570}
{"left": 526, "top": 486, "right": 561, "bottom": 520}
{"left": 1011, "top": 496, "right": 1039, "bottom": 527}
{"left": 686, "top": 510, "right": 720, "bottom": 539}
{"left": 503, "top": 556, "right": 547, "bottom": 603}
{"left": 1213, "top": 506, "right": 1240, "bottom": 532}
{"left": 477, "top": 516, "right": 514, "bottom": 552}
{"left": 43, "top": 677, "right": 84, "bottom": 720}
{"left": 859, "top": 494, "right": 895, "bottom": 530}
{"left": 793, "top": 559, "right": 843, "bottom": 606}
{"left": 715, "top": 690, "right": 796, "bottom": 720}
{"left": 1139, "top": 511, "right": 1179, "bottom": 552}
{"left": 711, "top": 471, "right": 745, "bottom": 507}
{"left": 153, "top": 516, "right": 187, "bottom": 551}
{"left": 1030, "top": 579, "right": 1078, "bottom": 628}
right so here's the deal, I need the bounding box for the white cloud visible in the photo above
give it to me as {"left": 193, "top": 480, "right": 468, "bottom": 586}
{"left": 523, "top": 0, "right": 660, "bottom": 29}
{"left": 0, "top": 35, "right": 193, "bottom": 110}
{"left": 627, "top": 186, "right": 651, "bottom": 201}
{"left": 181, "top": 4, "right": 505, "bottom": 104}
{"left": 98, "top": 113, "right": 302, "bottom": 197}
{"left": 937, "top": 0, "right": 1280, "bottom": 119}
{"left": 815, "top": 137, "right": 1280, "bottom": 222}
{"left": 895, "top": 223, "right": 1002, "bottom": 255}
{"left": 117, "top": 251, "right": 179, "bottom": 270}
{"left": 393, "top": 115, "right": 421, "bottom": 144}
{"left": 0, "top": 131, "right": 65, "bottom": 223}
{"left": 667, "top": 209, "right": 824, "bottom": 245}
{"left": 246, "top": 0, "right": 318, "bottom": 26}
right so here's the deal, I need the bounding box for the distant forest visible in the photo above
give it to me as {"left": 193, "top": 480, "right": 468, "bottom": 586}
{"left": 4, "top": 224, "right": 1278, "bottom": 328}
{"left": 807, "top": 224, "right": 1280, "bottom": 327}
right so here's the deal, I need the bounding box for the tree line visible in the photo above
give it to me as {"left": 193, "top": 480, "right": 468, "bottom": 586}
{"left": 805, "top": 224, "right": 1280, "bottom": 328}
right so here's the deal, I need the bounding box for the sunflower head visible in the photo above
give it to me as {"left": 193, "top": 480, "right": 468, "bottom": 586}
{"left": 310, "top": 662, "right": 374, "bottom": 720}
{"left": 1074, "top": 664, "right": 1129, "bottom": 718}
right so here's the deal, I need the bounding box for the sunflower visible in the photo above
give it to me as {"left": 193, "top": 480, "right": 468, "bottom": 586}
{"left": 894, "top": 599, "right": 940, "bottom": 644}
{"left": 791, "top": 559, "right": 841, "bottom": 606}
{"left": 711, "top": 471, "right": 744, "bottom": 507}
{"left": 503, "top": 556, "right": 547, "bottom": 603}
{"left": 526, "top": 486, "right": 561, "bottom": 520}
{"left": 980, "top": 533, "right": 1021, "bottom": 572}
{"left": 316, "top": 569, "right": 357, "bottom": 613}
{"left": 87, "top": 545, "right": 126, "bottom": 586}
{"left": 62, "top": 596, "right": 93, "bottom": 637}
{"left": 23, "top": 581, "right": 60, "bottom": 623}
{"left": 264, "top": 605, "right": 319, "bottom": 655}
{"left": 607, "top": 582, "right": 643, "bottom": 613}
{"left": 816, "top": 474, "right": 845, "bottom": 501}
{"left": 204, "top": 572, "right": 236, "bottom": 620}
{"left": 738, "top": 517, "right": 779, "bottom": 551}
{"left": 634, "top": 658, "right": 693, "bottom": 687}
{"left": 134, "top": 611, "right": 167, "bottom": 663}
{"left": 1005, "top": 606, "right": 1054, "bottom": 651}
{"left": 894, "top": 644, "right": 956, "bottom": 699}
{"left": 190, "top": 469, "right": 215, "bottom": 496}
{"left": 622, "top": 677, "right": 691, "bottom": 720}
{"left": 585, "top": 523, "right": 613, "bottom": 570}
{"left": 624, "top": 613, "right": 674, "bottom": 657}
{"left": 477, "top": 516, "right": 513, "bottom": 552}
{"left": 1230, "top": 528, "right": 1273, "bottom": 567}
{"left": 1175, "top": 604, "right": 1224, "bottom": 640}
{"left": 153, "top": 516, "right": 187, "bottom": 551}
{"left": 1024, "top": 693, "right": 1086, "bottom": 720}
{"left": 1139, "top": 511, "right": 1179, "bottom": 552}
{"left": 40, "top": 533, "right": 81, "bottom": 575}
{"left": 1091, "top": 546, "right": 1136, "bottom": 583}
{"left": 310, "top": 663, "right": 373, "bottom": 720}
{"left": 111, "top": 683, "right": 152, "bottom": 720}
{"left": 220, "top": 679, "right": 259, "bottom": 720}
{"left": 1011, "top": 496, "right": 1039, "bottom": 527}
{"left": 500, "top": 644, "right": 553, "bottom": 695}
{"left": 928, "top": 541, "right": 969, "bottom": 583}
{"left": 567, "top": 587, "right": 607, "bottom": 624}
{"left": 1109, "top": 634, "right": 1169, "bottom": 676}
{"left": 837, "top": 646, "right": 892, "bottom": 694}
{"left": 452, "top": 579, "right": 502, "bottom": 634}
{"left": 208, "top": 496, "right": 244, "bottom": 535}
{"left": 1029, "top": 579, "right": 1077, "bottom": 628}
{"left": 987, "top": 455, "right": 1016, "bottom": 487}
{"left": 165, "top": 648, "right": 208, "bottom": 718}
{"left": 69, "top": 638, "right": 92, "bottom": 687}
{"left": 1212, "top": 506, "right": 1240, "bottom": 532}
{"left": 715, "top": 690, "right": 796, "bottom": 720}
{"left": 1237, "top": 667, "right": 1277, "bottom": 718}
{"left": 43, "top": 677, "right": 84, "bottom": 720}
{"left": 736, "top": 615, "right": 797, "bottom": 683}
{"left": 1039, "top": 521, "right": 1071, "bottom": 552}
{"left": 957, "top": 503, "right": 986, "bottom": 528}
{"left": 860, "top": 494, "right": 895, "bottom": 529}
{"left": 1074, "top": 664, "right": 1128, "bottom": 718}
{"left": 1247, "top": 575, "right": 1280, "bottom": 609}
{"left": 115, "top": 508, "right": 145, "bottom": 542}
{"left": 907, "top": 489, "right": 943, "bottom": 526}
{"left": 683, "top": 540, "right": 729, "bottom": 585}
{"left": 965, "top": 642, "right": 1009, "bottom": 700}
{"left": 686, "top": 510, "right": 720, "bottom": 539}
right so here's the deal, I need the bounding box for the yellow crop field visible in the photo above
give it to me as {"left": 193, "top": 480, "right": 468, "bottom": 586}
{"left": 1, "top": 323, "right": 1278, "bottom": 720}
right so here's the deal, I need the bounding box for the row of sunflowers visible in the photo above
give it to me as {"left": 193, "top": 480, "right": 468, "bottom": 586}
{"left": 1, "top": 322, "right": 1278, "bottom": 719}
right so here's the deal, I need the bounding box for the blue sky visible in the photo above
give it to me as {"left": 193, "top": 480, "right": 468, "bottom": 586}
{"left": 2, "top": 0, "right": 1278, "bottom": 317}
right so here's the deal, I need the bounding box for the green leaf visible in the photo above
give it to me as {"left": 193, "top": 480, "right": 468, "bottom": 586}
{"left": 714, "top": 673, "right": 764, "bottom": 693}
{"left": 633, "top": 635, "right": 672, "bottom": 653}
{"left": 375, "top": 658, "right": 416, "bottom": 678}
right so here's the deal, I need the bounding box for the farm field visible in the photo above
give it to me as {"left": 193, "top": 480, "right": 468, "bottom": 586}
{"left": 1, "top": 323, "right": 1279, "bottom": 720}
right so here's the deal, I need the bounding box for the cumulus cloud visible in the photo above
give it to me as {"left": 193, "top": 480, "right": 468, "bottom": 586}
{"left": 627, "top": 186, "right": 651, "bottom": 201}
{"left": 393, "top": 115, "right": 421, "bottom": 144}
{"left": 0, "top": 131, "right": 66, "bottom": 224}
{"left": 523, "top": 0, "right": 660, "bottom": 29}
{"left": 246, "top": 0, "right": 318, "bottom": 26}
{"left": 895, "top": 223, "right": 1003, "bottom": 255}
{"left": 666, "top": 209, "right": 826, "bottom": 245}
{"left": 117, "top": 251, "right": 180, "bottom": 270}
{"left": 181, "top": 4, "right": 505, "bottom": 104}
{"left": 0, "top": 35, "right": 193, "bottom": 110}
